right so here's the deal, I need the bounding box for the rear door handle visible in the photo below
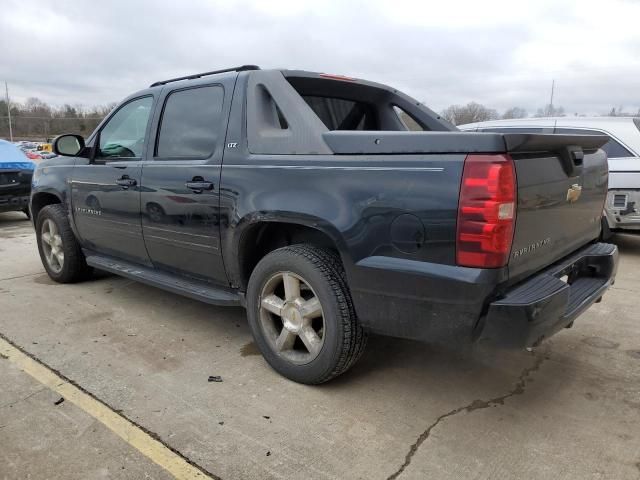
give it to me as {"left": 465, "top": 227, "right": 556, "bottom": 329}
{"left": 116, "top": 175, "right": 137, "bottom": 187}
{"left": 185, "top": 180, "right": 214, "bottom": 192}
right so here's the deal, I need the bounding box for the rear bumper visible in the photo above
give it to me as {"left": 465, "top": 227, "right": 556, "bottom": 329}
{"left": 477, "top": 242, "right": 618, "bottom": 348}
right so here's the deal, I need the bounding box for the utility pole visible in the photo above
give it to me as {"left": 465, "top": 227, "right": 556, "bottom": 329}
{"left": 549, "top": 79, "right": 555, "bottom": 115}
{"left": 5, "top": 81, "right": 13, "bottom": 142}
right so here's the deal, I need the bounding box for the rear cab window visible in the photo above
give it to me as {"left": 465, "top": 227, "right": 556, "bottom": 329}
{"left": 284, "top": 74, "right": 449, "bottom": 132}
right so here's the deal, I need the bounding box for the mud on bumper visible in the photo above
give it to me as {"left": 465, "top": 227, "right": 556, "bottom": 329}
{"left": 478, "top": 243, "right": 618, "bottom": 348}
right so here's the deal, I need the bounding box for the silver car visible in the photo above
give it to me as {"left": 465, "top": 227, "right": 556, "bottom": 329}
{"left": 460, "top": 117, "right": 640, "bottom": 233}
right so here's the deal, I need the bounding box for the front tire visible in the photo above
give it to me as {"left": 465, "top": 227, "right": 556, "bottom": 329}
{"left": 36, "top": 204, "right": 91, "bottom": 283}
{"left": 247, "top": 245, "right": 367, "bottom": 384}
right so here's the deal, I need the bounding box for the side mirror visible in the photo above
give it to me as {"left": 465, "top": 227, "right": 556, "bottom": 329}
{"left": 53, "top": 134, "right": 85, "bottom": 157}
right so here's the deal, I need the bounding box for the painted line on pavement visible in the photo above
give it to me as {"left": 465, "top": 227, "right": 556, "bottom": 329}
{"left": 0, "top": 334, "right": 218, "bottom": 480}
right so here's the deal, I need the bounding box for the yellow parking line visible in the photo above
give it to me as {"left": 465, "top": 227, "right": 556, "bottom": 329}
{"left": 0, "top": 336, "right": 216, "bottom": 480}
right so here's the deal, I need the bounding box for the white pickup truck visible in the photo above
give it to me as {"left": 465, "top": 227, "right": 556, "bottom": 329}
{"left": 461, "top": 117, "right": 640, "bottom": 235}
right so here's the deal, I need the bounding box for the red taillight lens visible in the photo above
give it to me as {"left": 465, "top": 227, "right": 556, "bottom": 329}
{"left": 456, "top": 154, "right": 516, "bottom": 268}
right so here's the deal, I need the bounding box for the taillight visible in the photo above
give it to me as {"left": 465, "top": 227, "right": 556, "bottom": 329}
{"left": 456, "top": 154, "right": 516, "bottom": 268}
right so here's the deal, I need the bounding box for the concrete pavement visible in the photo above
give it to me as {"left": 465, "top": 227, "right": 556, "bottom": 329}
{"left": 1, "top": 211, "right": 639, "bottom": 479}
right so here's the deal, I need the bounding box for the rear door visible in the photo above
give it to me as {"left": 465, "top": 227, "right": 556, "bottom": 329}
{"left": 140, "top": 79, "right": 233, "bottom": 285}
{"left": 71, "top": 96, "right": 154, "bottom": 265}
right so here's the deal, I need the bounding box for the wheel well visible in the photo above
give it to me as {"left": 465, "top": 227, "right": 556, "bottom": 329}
{"left": 31, "top": 192, "right": 62, "bottom": 221}
{"left": 238, "top": 222, "right": 338, "bottom": 290}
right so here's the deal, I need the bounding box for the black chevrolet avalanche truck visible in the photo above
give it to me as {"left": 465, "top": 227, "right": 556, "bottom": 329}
{"left": 31, "top": 66, "right": 618, "bottom": 384}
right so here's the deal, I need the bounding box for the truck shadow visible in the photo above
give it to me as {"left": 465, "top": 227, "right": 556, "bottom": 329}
{"left": 0, "top": 211, "right": 31, "bottom": 226}
{"left": 329, "top": 333, "right": 560, "bottom": 400}
{"left": 610, "top": 232, "right": 640, "bottom": 257}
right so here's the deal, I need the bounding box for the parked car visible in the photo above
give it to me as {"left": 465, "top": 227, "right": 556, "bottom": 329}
{"left": 17, "top": 141, "right": 39, "bottom": 150}
{"left": 31, "top": 66, "right": 617, "bottom": 383}
{"left": 0, "top": 139, "right": 35, "bottom": 218}
{"left": 460, "top": 117, "right": 640, "bottom": 234}
{"left": 25, "top": 151, "right": 43, "bottom": 160}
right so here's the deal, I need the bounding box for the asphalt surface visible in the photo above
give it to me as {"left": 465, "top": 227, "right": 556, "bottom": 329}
{"left": 1, "top": 210, "right": 639, "bottom": 479}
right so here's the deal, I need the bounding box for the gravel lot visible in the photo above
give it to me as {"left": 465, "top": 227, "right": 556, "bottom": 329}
{"left": 1, "top": 211, "right": 639, "bottom": 480}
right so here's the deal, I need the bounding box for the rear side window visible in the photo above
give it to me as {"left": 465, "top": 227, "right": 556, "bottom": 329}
{"left": 156, "top": 86, "right": 224, "bottom": 159}
{"left": 555, "top": 128, "right": 634, "bottom": 158}
{"left": 302, "top": 96, "right": 377, "bottom": 130}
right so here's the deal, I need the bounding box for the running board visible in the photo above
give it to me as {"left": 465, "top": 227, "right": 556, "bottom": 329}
{"left": 85, "top": 253, "right": 241, "bottom": 306}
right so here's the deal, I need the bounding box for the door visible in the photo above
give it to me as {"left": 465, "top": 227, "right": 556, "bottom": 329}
{"left": 140, "top": 82, "right": 230, "bottom": 285}
{"left": 71, "top": 96, "right": 154, "bottom": 265}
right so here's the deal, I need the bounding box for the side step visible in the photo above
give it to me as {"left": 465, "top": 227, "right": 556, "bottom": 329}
{"left": 85, "top": 253, "right": 241, "bottom": 306}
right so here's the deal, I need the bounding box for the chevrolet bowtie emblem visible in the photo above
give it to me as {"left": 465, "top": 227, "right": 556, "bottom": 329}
{"left": 566, "top": 184, "right": 582, "bottom": 203}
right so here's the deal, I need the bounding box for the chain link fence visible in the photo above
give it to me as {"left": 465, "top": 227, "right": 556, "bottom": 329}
{"left": 0, "top": 115, "right": 105, "bottom": 142}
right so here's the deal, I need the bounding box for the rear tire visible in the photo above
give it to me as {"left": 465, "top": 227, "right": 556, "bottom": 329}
{"left": 23, "top": 207, "right": 30, "bottom": 220}
{"left": 36, "top": 204, "right": 92, "bottom": 283}
{"left": 247, "top": 245, "right": 367, "bottom": 384}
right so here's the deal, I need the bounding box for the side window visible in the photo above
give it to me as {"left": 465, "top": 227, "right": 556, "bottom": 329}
{"left": 156, "top": 85, "right": 224, "bottom": 159}
{"left": 555, "top": 128, "right": 634, "bottom": 158}
{"left": 98, "top": 97, "right": 153, "bottom": 159}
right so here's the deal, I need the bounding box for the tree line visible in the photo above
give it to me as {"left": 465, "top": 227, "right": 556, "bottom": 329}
{"left": 440, "top": 102, "right": 640, "bottom": 126}
{"left": 1, "top": 97, "right": 639, "bottom": 140}
{"left": 0, "top": 97, "right": 116, "bottom": 141}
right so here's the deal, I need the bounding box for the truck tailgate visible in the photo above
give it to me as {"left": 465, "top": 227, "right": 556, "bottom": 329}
{"left": 505, "top": 134, "right": 609, "bottom": 283}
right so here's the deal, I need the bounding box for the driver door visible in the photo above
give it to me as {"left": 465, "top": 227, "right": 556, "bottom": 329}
{"left": 71, "top": 95, "right": 155, "bottom": 266}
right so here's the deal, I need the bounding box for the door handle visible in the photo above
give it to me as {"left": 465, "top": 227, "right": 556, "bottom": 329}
{"left": 116, "top": 175, "right": 137, "bottom": 187}
{"left": 185, "top": 180, "right": 214, "bottom": 192}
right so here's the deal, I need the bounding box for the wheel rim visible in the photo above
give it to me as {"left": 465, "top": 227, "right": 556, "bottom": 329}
{"left": 259, "top": 271, "right": 325, "bottom": 365}
{"left": 41, "top": 218, "right": 64, "bottom": 273}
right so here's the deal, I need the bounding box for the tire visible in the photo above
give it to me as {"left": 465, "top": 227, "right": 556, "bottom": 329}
{"left": 23, "top": 207, "right": 31, "bottom": 220}
{"left": 247, "top": 245, "right": 367, "bottom": 384}
{"left": 36, "top": 204, "right": 92, "bottom": 283}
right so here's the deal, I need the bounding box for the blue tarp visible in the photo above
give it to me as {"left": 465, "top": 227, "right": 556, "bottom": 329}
{"left": 0, "top": 139, "right": 35, "bottom": 170}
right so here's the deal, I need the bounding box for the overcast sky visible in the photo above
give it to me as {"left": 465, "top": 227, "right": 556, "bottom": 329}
{"left": 2, "top": 0, "right": 639, "bottom": 116}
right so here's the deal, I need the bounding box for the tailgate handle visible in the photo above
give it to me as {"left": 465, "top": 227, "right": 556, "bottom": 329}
{"left": 559, "top": 146, "right": 584, "bottom": 177}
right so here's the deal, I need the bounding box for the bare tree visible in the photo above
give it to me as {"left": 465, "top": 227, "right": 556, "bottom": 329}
{"left": 604, "top": 106, "right": 639, "bottom": 117}
{"left": 441, "top": 102, "right": 499, "bottom": 126}
{"left": 0, "top": 98, "right": 114, "bottom": 141}
{"left": 502, "top": 107, "right": 527, "bottom": 119}
{"left": 534, "top": 104, "right": 565, "bottom": 117}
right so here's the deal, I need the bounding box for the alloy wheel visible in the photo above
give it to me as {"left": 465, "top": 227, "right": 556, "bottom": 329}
{"left": 41, "top": 218, "right": 64, "bottom": 273}
{"left": 259, "top": 271, "right": 325, "bottom": 365}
